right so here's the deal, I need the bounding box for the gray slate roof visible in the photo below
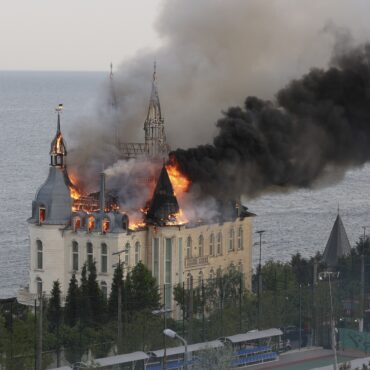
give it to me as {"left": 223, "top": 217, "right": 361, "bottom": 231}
{"left": 31, "top": 167, "right": 72, "bottom": 225}
{"left": 322, "top": 214, "right": 351, "bottom": 268}
{"left": 221, "top": 328, "right": 283, "bottom": 344}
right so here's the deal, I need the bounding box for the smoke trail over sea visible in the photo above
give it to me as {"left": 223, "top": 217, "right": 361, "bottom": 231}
{"left": 66, "top": 0, "right": 370, "bottom": 213}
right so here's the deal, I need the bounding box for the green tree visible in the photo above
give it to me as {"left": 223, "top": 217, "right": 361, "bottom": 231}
{"left": 127, "top": 262, "right": 160, "bottom": 312}
{"left": 64, "top": 274, "right": 80, "bottom": 327}
{"left": 47, "top": 280, "right": 62, "bottom": 332}
{"left": 87, "top": 261, "right": 105, "bottom": 324}
{"left": 108, "top": 262, "right": 123, "bottom": 316}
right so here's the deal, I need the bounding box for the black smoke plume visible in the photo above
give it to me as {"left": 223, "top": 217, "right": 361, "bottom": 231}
{"left": 171, "top": 43, "right": 370, "bottom": 201}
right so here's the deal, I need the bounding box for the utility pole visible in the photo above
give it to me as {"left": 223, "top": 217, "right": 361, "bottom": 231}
{"left": 299, "top": 284, "right": 302, "bottom": 350}
{"left": 361, "top": 226, "right": 366, "bottom": 332}
{"left": 256, "top": 230, "right": 266, "bottom": 330}
{"left": 313, "top": 259, "right": 318, "bottom": 345}
{"left": 36, "top": 294, "right": 43, "bottom": 370}
{"left": 112, "top": 248, "right": 128, "bottom": 353}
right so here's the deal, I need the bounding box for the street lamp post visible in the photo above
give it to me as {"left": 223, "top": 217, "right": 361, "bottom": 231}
{"left": 112, "top": 248, "right": 129, "bottom": 353}
{"left": 319, "top": 271, "right": 340, "bottom": 370}
{"left": 256, "top": 230, "right": 266, "bottom": 330}
{"left": 163, "top": 329, "right": 188, "bottom": 370}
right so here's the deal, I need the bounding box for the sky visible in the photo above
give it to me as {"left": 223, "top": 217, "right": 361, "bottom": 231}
{"left": 0, "top": 0, "right": 163, "bottom": 71}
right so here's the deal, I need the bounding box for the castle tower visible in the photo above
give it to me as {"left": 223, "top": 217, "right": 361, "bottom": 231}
{"left": 146, "top": 165, "right": 179, "bottom": 225}
{"left": 144, "top": 62, "right": 169, "bottom": 158}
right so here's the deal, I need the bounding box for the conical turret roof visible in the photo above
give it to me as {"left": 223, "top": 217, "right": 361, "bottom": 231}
{"left": 146, "top": 165, "right": 179, "bottom": 224}
{"left": 322, "top": 214, "right": 351, "bottom": 268}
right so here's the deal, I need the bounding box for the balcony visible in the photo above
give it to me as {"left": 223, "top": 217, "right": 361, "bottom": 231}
{"left": 185, "top": 256, "right": 209, "bottom": 268}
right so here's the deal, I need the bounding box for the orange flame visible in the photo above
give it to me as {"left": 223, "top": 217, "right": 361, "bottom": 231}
{"left": 68, "top": 173, "right": 82, "bottom": 201}
{"left": 166, "top": 162, "right": 191, "bottom": 197}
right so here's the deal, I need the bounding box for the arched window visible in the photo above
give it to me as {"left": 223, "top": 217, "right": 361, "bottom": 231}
{"left": 135, "top": 242, "right": 140, "bottom": 264}
{"left": 238, "top": 227, "right": 243, "bottom": 250}
{"left": 125, "top": 242, "right": 130, "bottom": 266}
{"left": 198, "top": 235, "right": 204, "bottom": 257}
{"left": 102, "top": 218, "right": 110, "bottom": 233}
{"left": 72, "top": 241, "right": 79, "bottom": 271}
{"left": 198, "top": 271, "right": 204, "bottom": 287}
{"left": 86, "top": 242, "right": 93, "bottom": 267}
{"left": 217, "top": 232, "right": 222, "bottom": 255}
{"left": 209, "top": 234, "right": 215, "bottom": 256}
{"left": 101, "top": 243, "right": 108, "bottom": 273}
{"left": 101, "top": 281, "right": 107, "bottom": 299}
{"left": 36, "top": 240, "right": 43, "bottom": 269}
{"left": 186, "top": 273, "right": 193, "bottom": 289}
{"left": 36, "top": 277, "right": 43, "bottom": 297}
{"left": 186, "top": 237, "right": 192, "bottom": 258}
{"left": 229, "top": 228, "right": 235, "bottom": 252}
{"left": 88, "top": 216, "right": 95, "bottom": 232}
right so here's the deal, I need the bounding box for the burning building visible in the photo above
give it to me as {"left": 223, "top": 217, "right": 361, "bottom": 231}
{"left": 20, "top": 71, "right": 255, "bottom": 315}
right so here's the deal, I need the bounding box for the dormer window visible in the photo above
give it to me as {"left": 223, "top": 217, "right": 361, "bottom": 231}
{"left": 102, "top": 218, "right": 110, "bottom": 233}
{"left": 74, "top": 217, "right": 81, "bottom": 231}
{"left": 88, "top": 216, "right": 95, "bottom": 232}
{"left": 39, "top": 207, "right": 46, "bottom": 224}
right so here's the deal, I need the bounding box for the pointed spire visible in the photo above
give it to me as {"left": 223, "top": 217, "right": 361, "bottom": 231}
{"left": 50, "top": 104, "right": 67, "bottom": 167}
{"left": 322, "top": 213, "right": 351, "bottom": 268}
{"left": 146, "top": 165, "right": 179, "bottom": 224}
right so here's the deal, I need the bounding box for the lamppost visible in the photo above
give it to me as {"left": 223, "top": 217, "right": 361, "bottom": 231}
{"left": 163, "top": 328, "right": 188, "bottom": 370}
{"left": 319, "top": 271, "right": 340, "bottom": 370}
{"left": 256, "top": 230, "right": 266, "bottom": 330}
{"left": 112, "top": 248, "right": 129, "bottom": 353}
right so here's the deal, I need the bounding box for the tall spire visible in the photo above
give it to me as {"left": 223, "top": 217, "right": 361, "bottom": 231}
{"left": 50, "top": 104, "right": 67, "bottom": 167}
{"left": 322, "top": 213, "right": 351, "bottom": 268}
{"left": 144, "top": 62, "right": 169, "bottom": 158}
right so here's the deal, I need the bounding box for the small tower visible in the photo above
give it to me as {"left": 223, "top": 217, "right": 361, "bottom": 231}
{"left": 30, "top": 105, "right": 72, "bottom": 225}
{"left": 144, "top": 62, "right": 169, "bottom": 158}
{"left": 50, "top": 104, "right": 67, "bottom": 168}
{"left": 322, "top": 211, "right": 351, "bottom": 268}
{"left": 146, "top": 165, "right": 179, "bottom": 225}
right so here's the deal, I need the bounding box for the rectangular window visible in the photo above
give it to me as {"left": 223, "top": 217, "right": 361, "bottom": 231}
{"left": 165, "top": 238, "right": 172, "bottom": 311}
{"left": 39, "top": 207, "right": 45, "bottom": 224}
{"left": 87, "top": 243, "right": 93, "bottom": 267}
{"left": 37, "top": 240, "right": 43, "bottom": 269}
{"left": 72, "top": 243, "right": 79, "bottom": 271}
{"left": 153, "top": 238, "right": 159, "bottom": 284}
{"left": 101, "top": 244, "right": 108, "bottom": 273}
{"left": 178, "top": 238, "right": 183, "bottom": 283}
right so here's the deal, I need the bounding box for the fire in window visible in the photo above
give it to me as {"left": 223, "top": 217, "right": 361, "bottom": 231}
{"left": 88, "top": 216, "right": 95, "bottom": 232}
{"left": 102, "top": 219, "right": 110, "bottom": 233}
{"left": 39, "top": 207, "right": 46, "bottom": 224}
{"left": 74, "top": 218, "right": 81, "bottom": 231}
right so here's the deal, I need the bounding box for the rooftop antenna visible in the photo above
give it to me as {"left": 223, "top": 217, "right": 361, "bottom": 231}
{"left": 153, "top": 60, "right": 156, "bottom": 81}
{"left": 55, "top": 104, "right": 64, "bottom": 133}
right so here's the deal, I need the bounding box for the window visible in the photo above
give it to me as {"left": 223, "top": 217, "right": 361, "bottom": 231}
{"left": 209, "top": 269, "right": 215, "bottom": 281}
{"left": 198, "top": 271, "right": 204, "bottom": 287}
{"left": 39, "top": 207, "right": 45, "bottom": 224}
{"left": 125, "top": 242, "right": 130, "bottom": 267}
{"left": 101, "top": 243, "right": 108, "bottom": 273}
{"left": 217, "top": 232, "right": 222, "bottom": 255}
{"left": 186, "top": 237, "right": 192, "bottom": 258}
{"left": 101, "top": 281, "right": 107, "bottom": 299}
{"left": 153, "top": 238, "right": 159, "bottom": 283}
{"left": 229, "top": 228, "right": 235, "bottom": 252}
{"left": 238, "top": 261, "right": 243, "bottom": 273}
{"left": 135, "top": 242, "right": 140, "bottom": 264}
{"left": 87, "top": 242, "right": 93, "bottom": 267}
{"left": 209, "top": 234, "right": 215, "bottom": 256}
{"left": 88, "top": 216, "right": 95, "bottom": 232}
{"left": 36, "top": 277, "right": 43, "bottom": 297}
{"left": 102, "top": 218, "right": 110, "bottom": 233}
{"left": 186, "top": 273, "right": 193, "bottom": 289}
{"left": 198, "top": 235, "right": 204, "bottom": 257}
{"left": 74, "top": 217, "right": 81, "bottom": 231}
{"left": 238, "top": 227, "right": 243, "bottom": 250}
{"left": 36, "top": 240, "right": 43, "bottom": 269}
{"left": 165, "top": 238, "right": 172, "bottom": 310}
{"left": 72, "top": 241, "right": 79, "bottom": 271}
